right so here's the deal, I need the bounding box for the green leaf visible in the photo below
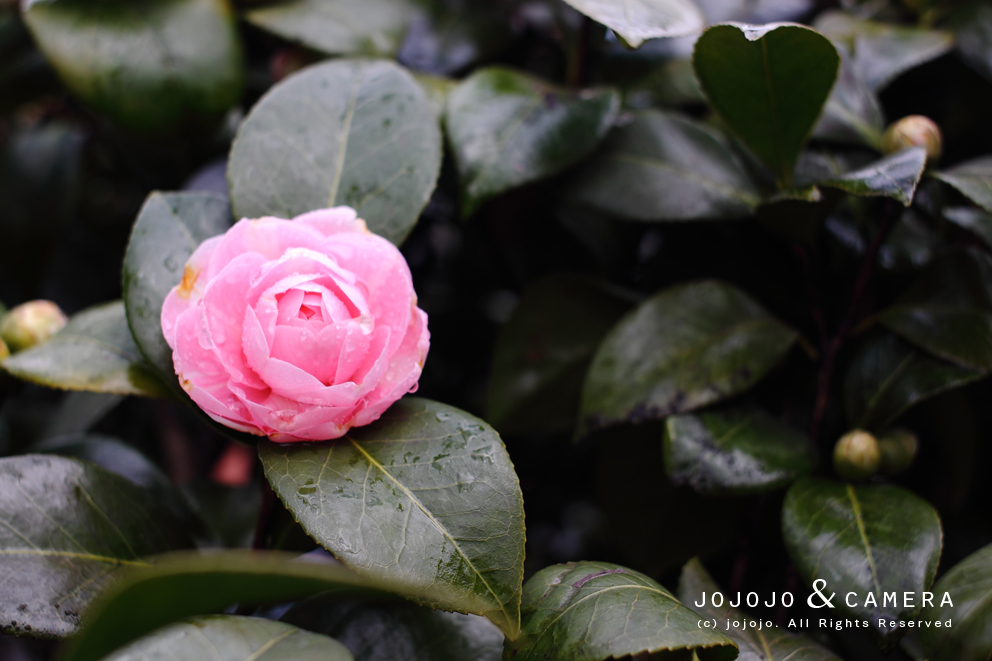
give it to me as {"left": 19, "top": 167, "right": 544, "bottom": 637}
{"left": 183, "top": 481, "right": 261, "bottom": 549}
{"left": 624, "top": 58, "right": 706, "bottom": 109}
{"left": 560, "top": 0, "right": 704, "bottom": 47}
{"left": 950, "top": 3, "right": 992, "bottom": 85}
{"left": 487, "top": 273, "right": 633, "bottom": 434}
{"left": 398, "top": 3, "right": 512, "bottom": 76}
{"left": 919, "top": 542, "right": 992, "bottom": 661}
{"left": 245, "top": 0, "right": 416, "bottom": 57}
{"left": 103, "top": 614, "right": 353, "bottom": 661}
{"left": 944, "top": 206, "right": 992, "bottom": 248}
{"left": 565, "top": 110, "right": 761, "bottom": 221}
{"left": 445, "top": 67, "right": 619, "bottom": 217}
{"left": 692, "top": 23, "right": 840, "bottom": 188}
{"left": 819, "top": 147, "right": 927, "bottom": 205}
{"left": 814, "top": 10, "right": 954, "bottom": 91}
{"left": 844, "top": 330, "right": 985, "bottom": 431}
{"left": 505, "top": 560, "right": 738, "bottom": 661}
{"left": 877, "top": 249, "right": 992, "bottom": 371}
{"left": 933, "top": 156, "right": 992, "bottom": 214}
{"left": 282, "top": 596, "right": 504, "bottom": 661}
{"left": 229, "top": 58, "right": 441, "bottom": 244}
{"left": 59, "top": 550, "right": 392, "bottom": 661}
{"left": 41, "top": 392, "right": 123, "bottom": 439}
{"left": 663, "top": 407, "right": 815, "bottom": 495}
{"left": 678, "top": 557, "right": 841, "bottom": 661}
{"left": 413, "top": 73, "right": 457, "bottom": 121}
{"left": 1, "top": 301, "right": 168, "bottom": 398}
{"left": 813, "top": 52, "right": 885, "bottom": 148}
{"left": 258, "top": 398, "right": 525, "bottom": 639}
{"left": 22, "top": 0, "right": 243, "bottom": 133}
{"left": 0, "top": 455, "right": 195, "bottom": 639}
{"left": 782, "top": 478, "right": 942, "bottom": 644}
{"left": 578, "top": 280, "right": 799, "bottom": 436}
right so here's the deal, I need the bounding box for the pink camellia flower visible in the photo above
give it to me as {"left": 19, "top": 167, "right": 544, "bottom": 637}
{"left": 161, "top": 207, "right": 429, "bottom": 442}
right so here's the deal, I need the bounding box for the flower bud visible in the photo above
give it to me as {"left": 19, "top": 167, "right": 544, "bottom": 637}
{"left": 0, "top": 337, "right": 8, "bottom": 362}
{"left": 0, "top": 300, "right": 67, "bottom": 353}
{"left": 833, "top": 430, "right": 881, "bottom": 480}
{"left": 877, "top": 428, "right": 918, "bottom": 475}
{"left": 881, "top": 115, "right": 942, "bottom": 162}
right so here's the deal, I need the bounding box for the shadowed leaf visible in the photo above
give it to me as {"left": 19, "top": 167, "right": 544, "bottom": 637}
{"left": 819, "top": 147, "right": 926, "bottom": 205}
{"left": 933, "top": 156, "right": 992, "bottom": 214}
{"left": 919, "top": 542, "right": 992, "bottom": 661}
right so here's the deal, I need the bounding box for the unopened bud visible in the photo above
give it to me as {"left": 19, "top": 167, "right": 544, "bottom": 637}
{"left": 0, "top": 337, "right": 8, "bottom": 362}
{"left": 833, "top": 429, "right": 881, "bottom": 480}
{"left": 0, "top": 300, "right": 67, "bottom": 353}
{"left": 877, "top": 428, "right": 918, "bottom": 475}
{"left": 881, "top": 115, "right": 942, "bottom": 162}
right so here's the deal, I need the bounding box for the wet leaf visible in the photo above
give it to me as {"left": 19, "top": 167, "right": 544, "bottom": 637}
{"left": 487, "top": 273, "right": 633, "bottom": 434}
{"left": 813, "top": 51, "right": 885, "bottom": 148}
{"left": 919, "top": 542, "right": 992, "bottom": 661}
{"left": 258, "top": 398, "right": 525, "bottom": 638}
{"left": 566, "top": 110, "right": 761, "bottom": 221}
{"left": 819, "top": 147, "right": 926, "bottom": 205}
{"left": 560, "top": 0, "right": 704, "bottom": 47}
{"left": 782, "top": 478, "right": 942, "bottom": 643}
{"left": 844, "top": 330, "right": 984, "bottom": 431}
{"left": 0, "top": 455, "right": 194, "bottom": 639}
{"left": 445, "top": 67, "right": 619, "bottom": 217}
{"left": 505, "top": 560, "right": 738, "bottom": 661}
{"left": 245, "top": 0, "right": 416, "bottom": 57}
{"left": 102, "top": 615, "right": 353, "bottom": 661}
{"left": 877, "top": 249, "right": 992, "bottom": 370}
{"left": 678, "top": 557, "right": 841, "bottom": 661}
{"left": 229, "top": 59, "right": 441, "bottom": 244}
{"left": 22, "top": 0, "right": 243, "bottom": 133}
{"left": 693, "top": 23, "right": 839, "bottom": 188}
{"left": 933, "top": 156, "right": 992, "bottom": 214}
{"left": 1, "top": 301, "right": 168, "bottom": 398}
{"left": 578, "top": 280, "right": 798, "bottom": 436}
{"left": 663, "top": 407, "right": 815, "bottom": 495}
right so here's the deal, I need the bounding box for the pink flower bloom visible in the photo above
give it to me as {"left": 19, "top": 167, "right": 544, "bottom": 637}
{"left": 161, "top": 207, "right": 429, "bottom": 442}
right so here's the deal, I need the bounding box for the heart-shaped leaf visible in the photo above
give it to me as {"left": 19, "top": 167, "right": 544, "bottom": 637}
{"left": 487, "top": 273, "right": 633, "bottom": 434}
{"left": 505, "top": 560, "right": 738, "bottom": 660}
{"left": 244, "top": 0, "right": 416, "bottom": 56}
{"left": 813, "top": 51, "right": 885, "bottom": 148}
{"left": 819, "top": 147, "right": 927, "bottom": 205}
{"left": 919, "top": 542, "right": 992, "bottom": 661}
{"left": 782, "top": 478, "right": 942, "bottom": 644}
{"left": 282, "top": 595, "right": 504, "bottom": 661}
{"left": 678, "top": 557, "right": 842, "bottom": 661}
{"left": 0, "top": 455, "right": 195, "bottom": 639}
{"left": 664, "top": 407, "right": 816, "bottom": 495}
{"left": 844, "top": 330, "right": 985, "bottom": 431}
{"left": 22, "top": 0, "right": 244, "bottom": 133}
{"left": 102, "top": 615, "right": 354, "bottom": 661}
{"left": 445, "top": 67, "right": 619, "bottom": 217}
{"left": 578, "top": 280, "right": 798, "bottom": 436}
{"left": 229, "top": 59, "right": 441, "bottom": 245}
{"left": 693, "top": 22, "right": 840, "bottom": 188}
{"left": 877, "top": 248, "right": 992, "bottom": 371}
{"left": 258, "top": 398, "right": 525, "bottom": 638}
{"left": 566, "top": 110, "right": 761, "bottom": 221}
{"left": 933, "top": 156, "right": 992, "bottom": 214}
{"left": 561, "top": 0, "right": 705, "bottom": 47}
{"left": 1, "top": 301, "right": 168, "bottom": 398}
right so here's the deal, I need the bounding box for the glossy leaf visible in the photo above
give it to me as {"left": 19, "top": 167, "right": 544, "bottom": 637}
{"left": 566, "top": 110, "right": 761, "bottom": 221}
{"left": 0, "top": 455, "right": 194, "bottom": 639}
{"left": 22, "top": 0, "right": 243, "bottom": 133}
{"left": 782, "top": 478, "right": 942, "bottom": 642}
{"left": 446, "top": 67, "right": 619, "bottom": 217}
{"left": 919, "top": 542, "right": 992, "bottom": 661}
{"left": 1, "top": 301, "right": 168, "bottom": 398}
{"left": 678, "top": 558, "right": 841, "bottom": 661}
{"left": 229, "top": 59, "right": 441, "bottom": 244}
{"left": 944, "top": 206, "right": 992, "bottom": 248}
{"left": 505, "top": 560, "right": 738, "bottom": 661}
{"left": 258, "top": 398, "right": 525, "bottom": 638}
{"left": 663, "top": 407, "right": 815, "bottom": 495}
{"left": 282, "top": 596, "right": 503, "bottom": 661}
{"left": 561, "top": 0, "right": 704, "bottom": 47}
{"left": 487, "top": 273, "right": 633, "bottom": 434}
{"left": 819, "top": 147, "right": 926, "bottom": 205}
{"left": 103, "top": 614, "right": 354, "bottom": 661}
{"left": 933, "top": 156, "right": 992, "bottom": 214}
{"left": 951, "top": 3, "right": 992, "bottom": 84}
{"left": 813, "top": 51, "right": 885, "bottom": 148}
{"left": 693, "top": 23, "right": 840, "bottom": 188}
{"left": 245, "top": 0, "right": 416, "bottom": 57}
{"left": 579, "top": 280, "right": 798, "bottom": 436}
{"left": 877, "top": 249, "right": 992, "bottom": 371}
{"left": 844, "top": 330, "right": 984, "bottom": 431}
